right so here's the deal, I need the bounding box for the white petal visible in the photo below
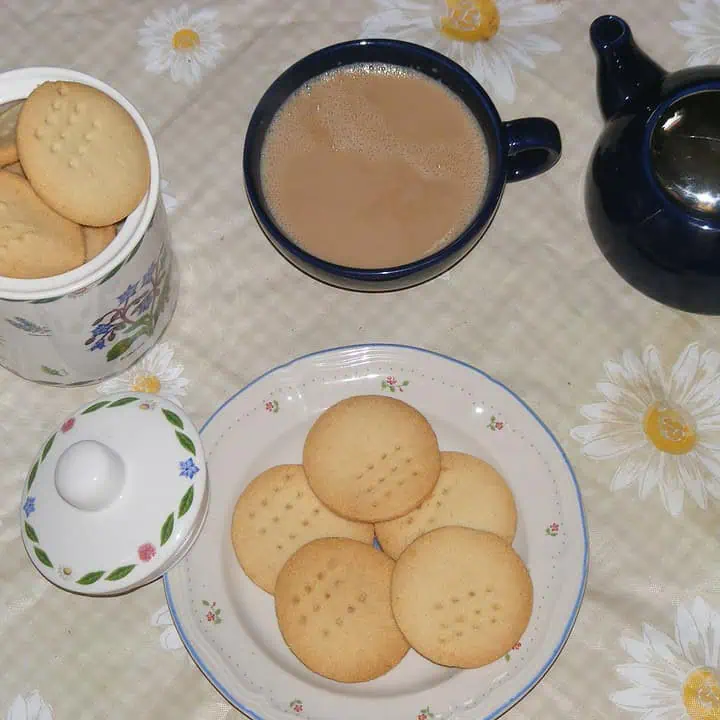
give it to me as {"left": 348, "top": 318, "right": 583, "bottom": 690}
{"left": 506, "top": 32, "right": 560, "bottom": 56}
{"left": 674, "top": 454, "right": 708, "bottom": 510}
{"left": 150, "top": 605, "right": 171, "bottom": 627}
{"left": 668, "top": 343, "right": 701, "bottom": 406}
{"left": 500, "top": 1, "right": 562, "bottom": 26}
{"left": 7, "top": 695, "right": 28, "bottom": 720}
{"left": 596, "top": 381, "right": 649, "bottom": 415}
{"left": 643, "top": 623, "right": 683, "bottom": 664}
{"left": 694, "top": 449, "right": 720, "bottom": 499}
{"left": 621, "top": 635, "right": 655, "bottom": 663}
{"left": 578, "top": 402, "right": 640, "bottom": 424}
{"left": 610, "top": 685, "right": 677, "bottom": 710}
{"left": 689, "top": 46, "right": 720, "bottom": 66}
{"left": 580, "top": 430, "right": 646, "bottom": 460}
{"left": 676, "top": 601, "right": 708, "bottom": 668}
{"left": 611, "top": 452, "right": 651, "bottom": 492}
{"left": 623, "top": 348, "right": 655, "bottom": 404}
{"left": 643, "top": 346, "right": 668, "bottom": 400}
{"left": 639, "top": 450, "right": 662, "bottom": 499}
{"left": 24, "top": 692, "right": 46, "bottom": 720}
{"left": 658, "top": 463, "right": 686, "bottom": 517}
{"left": 36, "top": 707, "right": 53, "bottom": 720}
{"left": 160, "top": 626, "right": 184, "bottom": 651}
{"left": 615, "top": 663, "right": 678, "bottom": 692}
{"left": 478, "top": 47, "right": 516, "bottom": 103}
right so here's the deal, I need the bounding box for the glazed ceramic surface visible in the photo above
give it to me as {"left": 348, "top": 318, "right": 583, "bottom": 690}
{"left": 20, "top": 392, "right": 207, "bottom": 596}
{"left": 244, "top": 40, "right": 561, "bottom": 291}
{"left": 165, "top": 344, "right": 587, "bottom": 720}
{"left": 0, "top": 68, "right": 178, "bottom": 384}
{"left": 586, "top": 16, "right": 720, "bottom": 314}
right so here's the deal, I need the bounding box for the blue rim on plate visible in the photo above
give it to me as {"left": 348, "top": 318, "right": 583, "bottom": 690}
{"left": 164, "top": 343, "right": 589, "bottom": 720}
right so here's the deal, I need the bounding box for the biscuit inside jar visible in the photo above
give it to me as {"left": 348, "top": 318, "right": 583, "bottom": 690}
{"left": 0, "top": 81, "right": 150, "bottom": 279}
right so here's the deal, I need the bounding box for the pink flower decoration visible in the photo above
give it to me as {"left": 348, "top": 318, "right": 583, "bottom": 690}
{"left": 137, "top": 543, "right": 156, "bottom": 562}
{"left": 495, "top": 421, "right": 504, "bottom": 430}
{"left": 61, "top": 418, "right": 75, "bottom": 433}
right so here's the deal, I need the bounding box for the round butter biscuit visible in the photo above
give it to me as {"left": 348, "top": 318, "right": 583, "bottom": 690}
{"left": 275, "top": 537, "right": 409, "bottom": 682}
{"left": 83, "top": 223, "right": 117, "bottom": 261}
{"left": 231, "top": 464, "right": 374, "bottom": 594}
{"left": 0, "top": 171, "right": 85, "bottom": 278}
{"left": 375, "top": 451, "right": 517, "bottom": 559}
{"left": 303, "top": 395, "right": 441, "bottom": 523}
{"left": 391, "top": 526, "right": 533, "bottom": 668}
{"left": 17, "top": 81, "right": 149, "bottom": 226}
{"left": 0, "top": 101, "right": 22, "bottom": 166}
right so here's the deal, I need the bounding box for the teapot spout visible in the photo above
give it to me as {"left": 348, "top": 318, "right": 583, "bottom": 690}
{"left": 590, "top": 15, "right": 666, "bottom": 120}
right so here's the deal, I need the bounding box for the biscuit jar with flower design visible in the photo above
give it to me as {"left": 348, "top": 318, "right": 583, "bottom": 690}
{"left": 0, "top": 67, "right": 178, "bottom": 385}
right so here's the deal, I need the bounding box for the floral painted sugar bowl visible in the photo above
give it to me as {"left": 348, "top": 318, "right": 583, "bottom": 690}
{"left": 20, "top": 392, "right": 208, "bottom": 596}
{"left": 0, "top": 67, "right": 178, "bottom": 385}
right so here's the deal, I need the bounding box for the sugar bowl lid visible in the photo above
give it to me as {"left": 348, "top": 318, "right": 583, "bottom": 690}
{"left": 20, "top": 392, "right": 208, "bottom": 596}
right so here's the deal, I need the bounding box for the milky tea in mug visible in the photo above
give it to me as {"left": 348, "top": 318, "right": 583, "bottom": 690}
{"left": 259, "top": 63, "right": 490, "bottom": 269}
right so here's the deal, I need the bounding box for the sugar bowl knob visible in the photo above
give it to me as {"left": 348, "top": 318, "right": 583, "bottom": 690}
{"left": 54, "top": 440, "right": 125, "bottom": 512}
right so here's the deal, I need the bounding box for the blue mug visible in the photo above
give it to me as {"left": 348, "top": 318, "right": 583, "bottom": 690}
{"left": 244, "top": 39, "right": 562, "bottom": 291}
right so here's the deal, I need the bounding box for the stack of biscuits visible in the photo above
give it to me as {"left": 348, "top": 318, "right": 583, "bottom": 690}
{"left": 0, "top": 81, "right": 150, "bottom": 278}
{"left": 231, "top": 394, "right": 533, "bottom": 684}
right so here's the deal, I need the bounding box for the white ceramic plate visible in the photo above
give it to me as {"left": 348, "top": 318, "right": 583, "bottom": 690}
{"left": 165, "top": 344, "right": 588, "bottom": 720}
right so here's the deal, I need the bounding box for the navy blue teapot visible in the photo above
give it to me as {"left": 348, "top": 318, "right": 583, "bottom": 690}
{"left": 586, "top": 15, "right": 720, "bottom": 314}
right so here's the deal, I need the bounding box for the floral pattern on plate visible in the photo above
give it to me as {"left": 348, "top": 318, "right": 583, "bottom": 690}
{"left": 360, "top": 0, "right": 563, "bottom": 103}
{"left": 570, "top": 343, "right": 720, "bottom": 517}
{"left": 611, "top": 596, "right": 720, "bottom": 719}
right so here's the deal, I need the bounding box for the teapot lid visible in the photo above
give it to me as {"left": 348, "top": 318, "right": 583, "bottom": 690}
{"left": 652, "top": 90, "right": 720, "bottom": 216}
{"left": 19, "top": 392, "right": 208, "bottom": 596}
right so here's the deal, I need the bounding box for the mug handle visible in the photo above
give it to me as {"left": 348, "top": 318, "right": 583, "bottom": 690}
{"left": 503, "top": 118, "right": 562, "bottom": 183}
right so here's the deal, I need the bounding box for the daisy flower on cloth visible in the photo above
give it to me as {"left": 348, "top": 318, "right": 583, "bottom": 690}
{"left": 672, "top": 0, "right": 720, "bottom": 66}
{"left": 97, "top": 342, "right": 189, "bottom": 406}
{"left": 6, "top": 691, "right": 53, "bottom": 720}
{"left": 150, "top": 604, "right": 184, "bottom": 652}
{"left": 611, "top": 597, "right": 720, "bottom": 719}
{"left": 570, "top": 343, "right": 720, "bottom": 517}
{"left": 138, "top": 4, "right": 224, "bottom": 86}
{"left": 360, "top": 0, "right": 562, "bottom": 103}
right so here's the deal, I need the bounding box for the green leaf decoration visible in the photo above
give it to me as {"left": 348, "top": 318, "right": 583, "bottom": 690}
{"left": 202, "top": 600, "right": 210, "bottom": 606}
{"left": 24, "top": 522, "right": 38, "bottom": 543}
{"left": 27, "top": 461, "right": 38, "bottom": 490}
{"left": 160, "top": 512, "right": 174, "bottom": 546}
{"left": 82, "top": 401, "right": 110, "bottom": 414}
{"left": 34, "top": 547, "right": 53, "bottom": 568}
{"left": 105, "top": 564, "right": 136, "bottom": 581}
{"left": 162, "top": 409, "right": 184, "bottom": 430}
{"left": 106, "top": 337, "right": 135, "bottom": 362}
{"left": 178, "top": 486, "right": 194, "bottom": 518}
{"left": 107, "top": 396, "right": 138, "bottom": 408}
{"left": 41, "top": 434, "right": 56, "bottom": 462}
{"left": 176, "top": 431, "right": 196, "bottom": 456}
{"left": 77, "top": 571, "right": 104, "bottom": 585}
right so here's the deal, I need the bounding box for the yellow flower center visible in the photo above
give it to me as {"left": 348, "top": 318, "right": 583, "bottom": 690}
{"left": 131, "top": 374, "right": 162, "bottom": 394}
{"left": 643, "top": 401, "right": 697, "bottom": 455}
{"left": 172, "top": 28, "right": 200, "bottom": 51}
{"left": 439, "top": 0, "right": 500, "bottom": 42}
{"left": 683, "top": 668, "right": 720, "bottom": 720}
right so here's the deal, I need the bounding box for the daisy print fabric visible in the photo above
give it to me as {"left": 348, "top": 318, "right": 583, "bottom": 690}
{"left": 360, "top": 0, "right": 563, "bottom": 103}
{"left": 97, "top": 342, "right": 189, "bottom": 406}
{"left": 672, "top": 0, "right": 720, "bottom": 66}
{"left": 138, "top": 4, "right": 224, "bottom": 86}
{"left": 570, "top": 343, "right": 720, "bottom": 517}
{"left": 612, "top": 597, "right": 720, "bottom": 719}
